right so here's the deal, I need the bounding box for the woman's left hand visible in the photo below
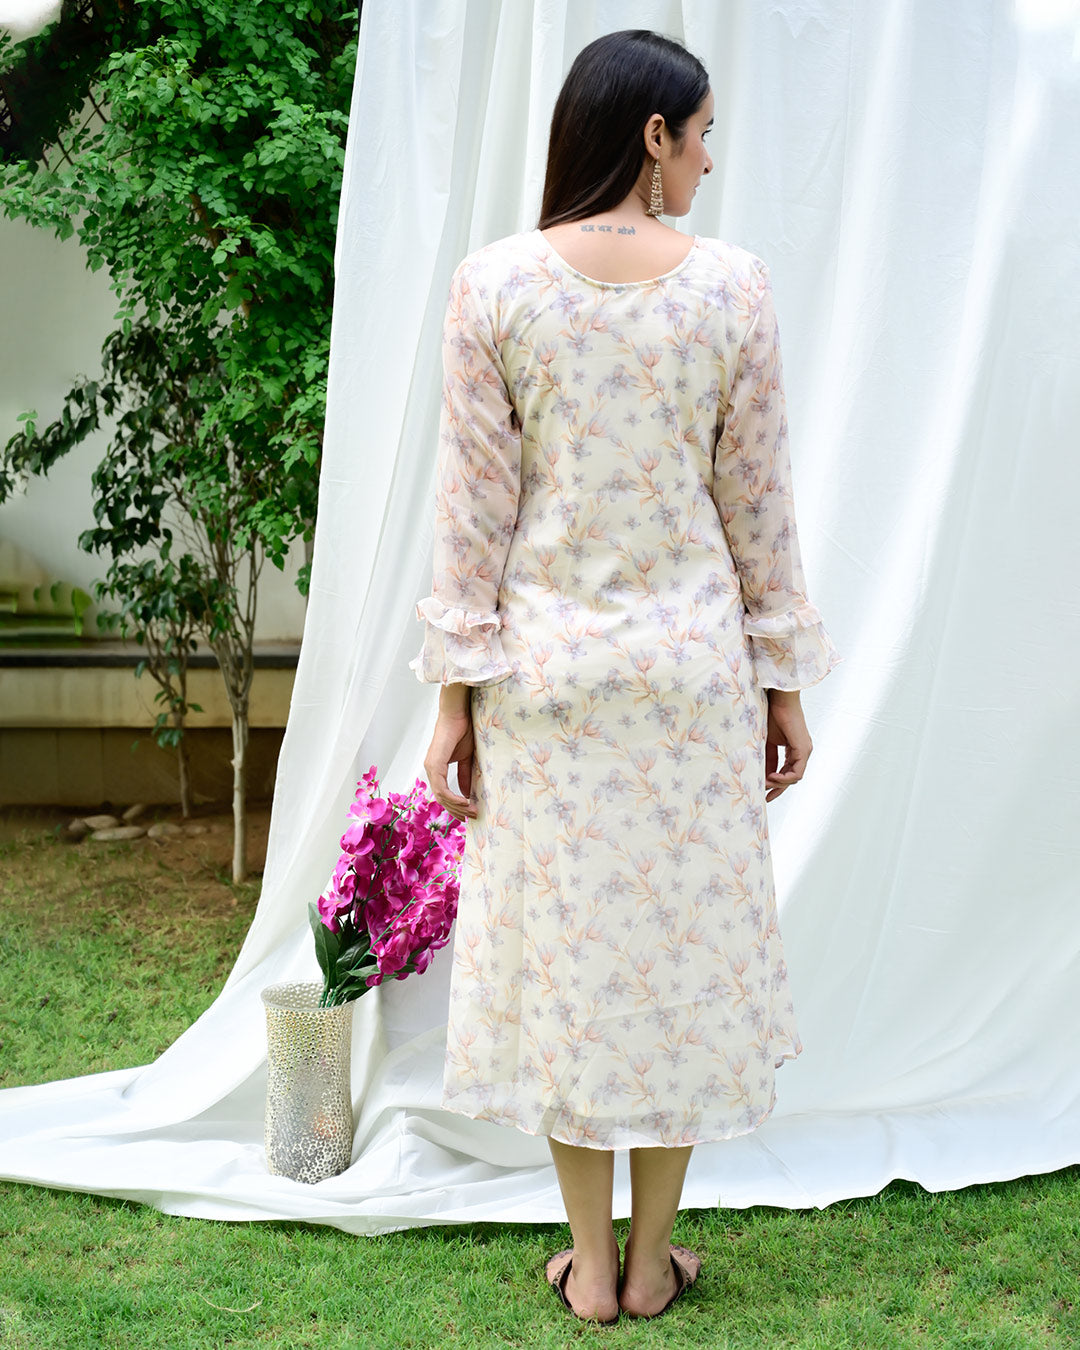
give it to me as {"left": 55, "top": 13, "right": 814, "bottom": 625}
{"left": 424, "top": 705, "right": 478, "bottom": 822}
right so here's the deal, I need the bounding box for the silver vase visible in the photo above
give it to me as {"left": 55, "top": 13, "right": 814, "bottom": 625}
{"left": 261, "top": 981, "right": 354, "bottom": 1183}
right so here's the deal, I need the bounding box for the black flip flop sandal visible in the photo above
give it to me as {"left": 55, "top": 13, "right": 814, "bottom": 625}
{"left": 621, "top": 1244, "right": 702, "bottom": 1320}
{"left": 545, "top": 1247, "right": 620, "bottom": 1326}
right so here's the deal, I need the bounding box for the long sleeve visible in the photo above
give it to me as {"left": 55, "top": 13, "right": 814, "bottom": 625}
{"left": 713, "top": 259, "right": 842, "bottom": 691}
{"left": 409, "top": 258, "right": 522, "bottom": 686}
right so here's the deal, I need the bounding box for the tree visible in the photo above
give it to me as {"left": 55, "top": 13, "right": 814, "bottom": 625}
{"left": 0, "top": 1, "right": 359, "bottom": 879}
{"left": 95, "top": 553, "right": 207, "bottom": 819}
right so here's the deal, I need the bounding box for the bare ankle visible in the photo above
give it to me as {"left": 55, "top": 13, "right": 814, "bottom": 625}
{"left": 572, "top": 1232, "right": 619, "bottom": 1269}
{"left": 622, "top": 1240, "right": 676, "bottom": 1286}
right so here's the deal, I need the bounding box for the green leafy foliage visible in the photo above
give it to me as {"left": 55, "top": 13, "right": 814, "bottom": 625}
{"left": 2, "top": 1, "right": 357, "bottom": 594}
{"left": 307, "top": 901, "right": 382, "bottom": 1008}
{"left": 1, "top": 2, "right": 358, "bottom": 867}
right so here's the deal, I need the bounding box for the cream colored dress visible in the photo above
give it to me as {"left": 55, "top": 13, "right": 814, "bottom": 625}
{"left": 410, "top": 228, "right": 842, "bottom": 1150}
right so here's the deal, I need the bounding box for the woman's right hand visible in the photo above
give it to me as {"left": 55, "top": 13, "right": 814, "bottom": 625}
{"left": 764, "top": 689, "right": 813, "bottom": 802}
{"left": 423, "top": 707, "right": 479, "bottom": 823}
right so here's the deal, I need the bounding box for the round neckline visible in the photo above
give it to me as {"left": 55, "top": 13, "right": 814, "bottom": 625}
{"left": 533, "top": 227, "right": 700, "bottom": 288}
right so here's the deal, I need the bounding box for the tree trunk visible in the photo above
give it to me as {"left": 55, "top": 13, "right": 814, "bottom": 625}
{"left": 231, "top": 705, "right": 249, "bottom": 884}
{"left": 176, "top": 662, "right": 191, "bottom": 818}
{"left": 176, "top": 733, "right": 191, "bottom": 819}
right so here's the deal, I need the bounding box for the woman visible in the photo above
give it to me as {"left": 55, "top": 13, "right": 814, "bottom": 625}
{"left": 410, "top": 29, "right": 842, "bottom": 1325}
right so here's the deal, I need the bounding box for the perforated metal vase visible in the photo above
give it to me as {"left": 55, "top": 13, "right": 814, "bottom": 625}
{"left": 261, "top": 981, "right": 354, "bottom": 1184}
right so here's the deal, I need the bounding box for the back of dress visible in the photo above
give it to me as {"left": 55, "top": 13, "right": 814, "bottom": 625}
{"left": 411, "top": 227, "right": 841, "bottom": 1151}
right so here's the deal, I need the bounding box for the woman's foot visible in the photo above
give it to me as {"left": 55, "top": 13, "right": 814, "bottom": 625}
{"left": 545, "top": 1234, "right": 621, "bottom": 1323}
{"left": 618, "top": 1240, "right": 701, "bottom": 1318}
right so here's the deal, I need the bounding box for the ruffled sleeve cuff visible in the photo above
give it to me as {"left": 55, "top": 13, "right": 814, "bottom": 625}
{"left": 743, "top": 601, "right": 843, "bottom": 691}
{"left": 408, "top": 596, "right": 514, "bottom": 687}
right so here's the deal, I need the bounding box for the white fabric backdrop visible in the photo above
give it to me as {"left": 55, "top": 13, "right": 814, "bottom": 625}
{"left": 2, "top": 0, "right": 1079, "bottom": 1234}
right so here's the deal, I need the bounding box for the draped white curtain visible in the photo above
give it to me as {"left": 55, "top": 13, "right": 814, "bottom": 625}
{"left": 2, "top": 0, "right": 1078, "bottom": 1232}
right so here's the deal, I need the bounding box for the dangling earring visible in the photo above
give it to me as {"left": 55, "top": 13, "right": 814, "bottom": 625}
{"left": 647, "top": 157, "right": 664, "bottom": 216}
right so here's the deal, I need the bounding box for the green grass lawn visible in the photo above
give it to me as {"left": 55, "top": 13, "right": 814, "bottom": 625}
{"left": 1, "top": 811, "right": 1077, "bottom": 1349}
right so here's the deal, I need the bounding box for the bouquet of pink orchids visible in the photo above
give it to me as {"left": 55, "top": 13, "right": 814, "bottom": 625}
{"left": 309, "top": 766, "right": 466, "bottom": 1007}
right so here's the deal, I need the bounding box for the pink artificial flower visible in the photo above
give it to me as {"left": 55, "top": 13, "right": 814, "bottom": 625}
{"left": 314, "top": 767, "right": 466, "bottom": 1000}
{"left": 366, "top": 797, "right": 394, "bottom": 827}
{"left": 316, "top": 890, "right": 342, "bottom": 934}
{"left": 328, "top": 856, "right": 358, "bottom": 910}
{"left": 339, "top": 823, "right": 376, "bottom": 855}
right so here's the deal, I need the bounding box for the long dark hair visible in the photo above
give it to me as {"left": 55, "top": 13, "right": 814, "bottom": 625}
{"left": 537, "top": 30, "right": 709, "bottom": 230}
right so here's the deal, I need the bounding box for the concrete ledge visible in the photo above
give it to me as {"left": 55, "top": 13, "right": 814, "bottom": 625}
{"left": 0, "top": 726, "right": 286, "bottom": 807}
{"left": 0, "top": 655, "right": 297, "bottom": 729}
{"left": 0, "top": 642, "right": 301, "bottom": 668}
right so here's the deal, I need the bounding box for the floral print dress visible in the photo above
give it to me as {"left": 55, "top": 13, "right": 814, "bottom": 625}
{"left": 410, "top": 228, "right": 842, "bottom": 1150}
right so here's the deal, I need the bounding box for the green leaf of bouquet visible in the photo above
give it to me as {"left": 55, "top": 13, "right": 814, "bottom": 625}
{"left": 307, "top": 902, "right": 341, "bottom": 983}
{"left": 336, "top": 937, "right": 371, "bottom": 972}
{"left": 332, "top": 979, "right": 368, "bottom": 1002}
